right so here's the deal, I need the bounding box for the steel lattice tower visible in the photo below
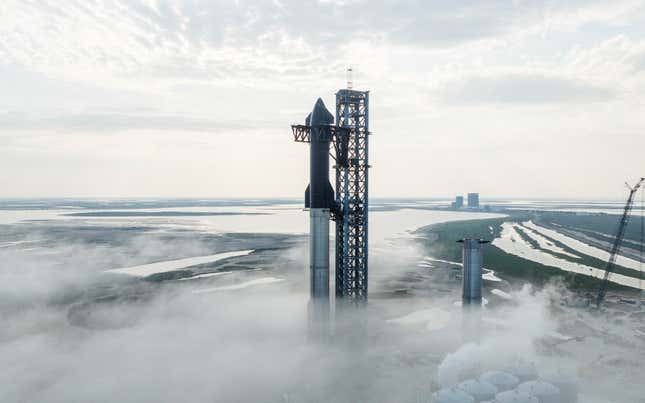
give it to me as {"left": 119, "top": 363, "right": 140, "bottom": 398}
{"left": 334, "top": 89, "right": 370, "bottom": 302}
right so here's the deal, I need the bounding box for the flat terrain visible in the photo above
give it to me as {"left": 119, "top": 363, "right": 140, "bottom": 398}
{"left": 1, "top": 199, "right": 645, "bottom": 402}
{"left": 415, "top": 212, "right": 645, "bottom": 294}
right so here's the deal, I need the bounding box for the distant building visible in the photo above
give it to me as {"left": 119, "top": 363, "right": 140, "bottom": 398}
{"left": 467, "top": 193, "right": 479, "bottom": 208}
{"left": 451, "top": 195, "right": 464, "bottom": 209}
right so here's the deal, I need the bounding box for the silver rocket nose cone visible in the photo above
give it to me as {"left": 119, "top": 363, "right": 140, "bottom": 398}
{"left": 310, "top": 98, "right": 334, "bottom": 126}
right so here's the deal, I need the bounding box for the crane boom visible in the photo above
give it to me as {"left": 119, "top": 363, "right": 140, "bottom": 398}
{"left": 596, "top": 177, "right": 645, "bottom": 307}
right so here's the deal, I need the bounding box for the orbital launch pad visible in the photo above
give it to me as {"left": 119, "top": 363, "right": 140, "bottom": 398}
{"left": 459, "top": 239, "right": 489, "bottom": 306}
{"left": 292, "top": 87, "right": 371, "bottom": 312}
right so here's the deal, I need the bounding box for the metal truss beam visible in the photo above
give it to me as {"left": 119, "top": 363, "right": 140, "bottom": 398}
{"left": 334, "top": 89, "right": 370, "bottom": 303}
{"left": 292, "top": 125, "right": 351, "bottom": 167}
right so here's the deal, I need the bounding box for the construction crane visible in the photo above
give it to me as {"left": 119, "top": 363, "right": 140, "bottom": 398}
{"left": 595, "top": 177, "right": 645, "bottom": 308}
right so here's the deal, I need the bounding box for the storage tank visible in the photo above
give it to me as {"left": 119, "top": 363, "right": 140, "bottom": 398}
{"left": 479, "top": 371, "right": 520, "bottom": 392}
{"left": 459, "top": 239, "right": 489, "bottom": 305}
{"left": 517, "top": 380, "right": 561, "bottom": 403}
{"left": 493, "top": 390, "right": 539, "bottom": 403}
{"left": 504, "top": 361, "right": 538, "bottom": 382}
{"left": 432, "top": 387, "right": 475, "bottom": 403}
{"left": 437, "top": 347, "right": 482, "bottom": 387}
{"left": 542, "top": 372, "right": 578, "bottom": 403}
{"left": 457, "top": 379, "right": 497, "bottom": 402}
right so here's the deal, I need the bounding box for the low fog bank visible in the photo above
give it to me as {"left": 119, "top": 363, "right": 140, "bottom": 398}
{"left": 0, "top": 220, "right": 303, "bottom": 308}
{"left": 0, "top": 225, "right": 311, "bottom": 402}
{"left": 1, "top": 224, "right": 644, "bottom": 402}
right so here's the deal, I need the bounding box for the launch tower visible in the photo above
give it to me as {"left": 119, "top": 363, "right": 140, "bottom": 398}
{"left": 334, "top": 89, "right": 370, "bottom": 303}
{"left": 292, "top": 86, "right": 371, "bottom": 307}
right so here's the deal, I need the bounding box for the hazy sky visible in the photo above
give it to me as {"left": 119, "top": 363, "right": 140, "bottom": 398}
{"left": 1, "top": 0, "right": 644, "bottom": 199}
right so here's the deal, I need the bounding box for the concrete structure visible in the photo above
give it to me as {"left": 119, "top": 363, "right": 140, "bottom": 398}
{"left": 467, "top": 193, "right": 480, "bottom": 208}
{"left": 459, "top": 239, "right": 489, "bottom": 305}
{"left": 451, "top": 195, "right": 464, "bottom": 209}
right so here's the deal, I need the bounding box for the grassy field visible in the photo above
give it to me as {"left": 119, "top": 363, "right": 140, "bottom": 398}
{"left": 537, "top": 211, "right": 645, "bottom": 244}
{"left": 415, "top": 214, "right": 641, "bottom": 292}
{"left": 512, "top": 222, "right": 644, "bottom": 280}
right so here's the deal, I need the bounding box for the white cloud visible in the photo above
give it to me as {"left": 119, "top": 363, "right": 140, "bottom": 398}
{"left": 1, "top": 0, "right": 644, "bottom": 198}
{"left": 438, "top": 72, "right": 615, "bottom": 105}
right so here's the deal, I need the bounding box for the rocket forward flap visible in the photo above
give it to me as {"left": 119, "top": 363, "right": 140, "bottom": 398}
{"left": 324, "top": 180, "right": 334, "bottom": 207}
{"left": 305, "top": 182, "right": 335, "bottom": 209}
{"left": 305, "top": 184, "right": 310, "bottom": 208}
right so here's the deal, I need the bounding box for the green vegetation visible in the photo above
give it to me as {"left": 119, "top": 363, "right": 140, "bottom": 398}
{"left": 415, "top": 216, "right": 636, "bottom": 291}
{"left": 145, "top": 270, "right": 193, "bottom": 282}
{"left": 538, "top": 212, "right": 645, "bottom": 244}
{"left": 514, "top": 222, "right": 643, "bottom": 280}
{"left": 415, "top": 217, "right": 507, "bottom": 262}
{"left": 513, "top": 226, "right": 540, "bottom": 249}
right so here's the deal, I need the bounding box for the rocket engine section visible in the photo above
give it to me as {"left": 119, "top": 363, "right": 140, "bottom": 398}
{"left": 291, "top": 93, "right": 366, "bottom": 336}
{"left": 459, "top": 239, "right": 489, "bottom": 306}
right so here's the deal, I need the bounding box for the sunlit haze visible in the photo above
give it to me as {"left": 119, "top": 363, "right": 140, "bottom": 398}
{"left": 3, "top": 4, "right": 645, "bottom": 402}
{"left": 2, "top": 1, "right": 644, "bottom": 199}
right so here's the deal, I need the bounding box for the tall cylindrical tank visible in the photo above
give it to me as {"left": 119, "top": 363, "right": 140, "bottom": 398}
{"left": 457, "top": 379, "right": 497, "bottom": 402}
{"left": 308, "top": 208, "right": 330, "bottom": 337}
{"left": 432, "top": 387, "right": 475, "bottom": 403}
{"left": 459, "top": 239, "right": 489, "bottom": 305}
{"left": 480, "top": 371, "right": 520, "bottom": 392}
{"left": 504, "top": 360, "right": 538, "bottom": 383}
{"left": 493, "top": 390, "right": 539, "bottom": 403}
{"left": 305, "top": 98, "right": 334, "bottom": 338}
{"left": 517, "top": 380, "right": 561, "bottom": 403}
{"left": 542, "top": 372, "right": 578, "bottom": 403}
{"left": 310, "top": 208, "right": 330, "bottom": 299}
